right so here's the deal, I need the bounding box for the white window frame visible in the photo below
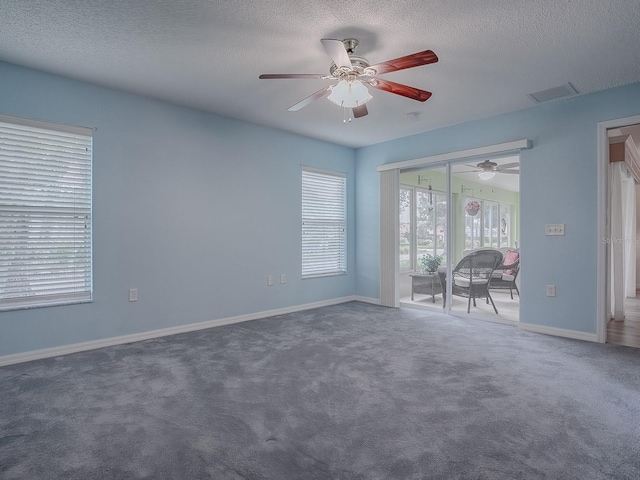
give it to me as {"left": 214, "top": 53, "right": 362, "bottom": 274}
{"left": 464, "top": 198, "right": 512, "bottom": 249}
{"left": 301, "top": 166, "right": 347, "bottom": 279}
{"left": 0, "top": 114, "right": 93, "bottom": 311}
{"left": 400, "top": 184, "right": 447, "bottom": 273}
{"left": 399, "top": 186, "right": 414, "bottom": 271}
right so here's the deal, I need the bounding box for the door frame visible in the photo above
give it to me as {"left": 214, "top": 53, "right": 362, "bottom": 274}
{"left": 378, "top": 139, "right": 531, "bottom": 309}
{"left": 596, "top": 114, "right": 640, "bottom": 343}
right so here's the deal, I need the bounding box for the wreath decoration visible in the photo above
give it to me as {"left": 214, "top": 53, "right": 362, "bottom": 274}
{"left": 465, "top": 200, "right": 480, "bottom": 216}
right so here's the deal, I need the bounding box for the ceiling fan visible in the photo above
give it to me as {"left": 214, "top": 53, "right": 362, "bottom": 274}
{"left": 259, "top": 38, "right": 438, "bottom": 120}
{"left": 459, "top": 160, "right": 520, "bottom": 180}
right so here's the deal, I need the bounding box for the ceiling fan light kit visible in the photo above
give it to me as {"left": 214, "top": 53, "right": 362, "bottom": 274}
{"left": 259, "top": 38, "right": 438, "bottom": 120}
{"left": 327, "top": 79, "right": 372, "bottom": 108}
{"left": 477, "top": 171, "right": 496, "bottom": 180}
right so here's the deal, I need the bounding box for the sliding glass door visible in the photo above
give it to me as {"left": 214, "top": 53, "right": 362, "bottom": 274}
{"left": 398, "top": 166, "right": 448, "bottom": 309}
{"left": 399, "top": 158, "right": 520, "bottom": 322}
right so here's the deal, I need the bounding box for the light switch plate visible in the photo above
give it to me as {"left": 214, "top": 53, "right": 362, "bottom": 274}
{"left": 545, "top": 224, "right": 565, "bottom": 236}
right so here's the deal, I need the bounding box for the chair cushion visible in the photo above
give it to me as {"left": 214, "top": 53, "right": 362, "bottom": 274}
{"left": 502, "top": 273, "right": 516, "bottom": 282}
{"left": 502, "top": 250, "right": 519, "bottom": 275}
{"left": 454, "top": 276, "right": 489, "bottom": 288}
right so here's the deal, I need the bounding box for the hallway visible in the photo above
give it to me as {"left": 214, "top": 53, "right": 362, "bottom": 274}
{"left": 607, "top": 295, "right": 640, "bottom": 348}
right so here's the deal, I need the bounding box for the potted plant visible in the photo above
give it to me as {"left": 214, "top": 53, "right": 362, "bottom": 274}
{"left": 420, "top": 253, "right": 443, "bottom": 274}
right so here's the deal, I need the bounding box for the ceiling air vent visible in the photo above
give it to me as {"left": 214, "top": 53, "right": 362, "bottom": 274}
{"left": 528, "top": 83, "right": 578, "bottom": 103}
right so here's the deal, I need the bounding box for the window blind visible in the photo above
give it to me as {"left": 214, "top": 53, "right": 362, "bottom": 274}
{"left": 0, "top": 115, "right": 93, "bottom": 310}
{"left": 302, "top": 167, "right": 346, "bottom": 278}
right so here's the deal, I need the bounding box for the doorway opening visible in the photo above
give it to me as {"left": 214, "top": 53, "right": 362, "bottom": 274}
{"left": 397, "top": 156, "right": 521, "bottom": 323}
{"left": 604, "top": 122, "right": 640, "bottom": 347}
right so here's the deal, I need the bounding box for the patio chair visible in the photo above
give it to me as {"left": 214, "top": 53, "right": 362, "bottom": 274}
{"left": 440, "top": 249, "right": 504, "bottom": 314}
{"left": 490, "top": 249, "right": 520, "bottom": 299}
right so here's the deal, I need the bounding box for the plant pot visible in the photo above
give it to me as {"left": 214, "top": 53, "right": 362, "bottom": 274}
{"left": 467, "top": 209, "right": 479, "bottom": 216}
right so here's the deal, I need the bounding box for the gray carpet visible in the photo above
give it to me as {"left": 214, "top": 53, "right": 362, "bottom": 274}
{"left": 1, "top": 302, "right": 640, "bottom": 479}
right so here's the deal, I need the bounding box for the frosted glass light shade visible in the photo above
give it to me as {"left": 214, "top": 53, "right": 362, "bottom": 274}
{"left": 327, "top": 80, "right": 372, "bottom": 108}
{"left": 478, "top": 171, "right": 496, "bottom": 180}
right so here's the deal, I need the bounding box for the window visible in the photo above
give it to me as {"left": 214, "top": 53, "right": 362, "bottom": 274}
{"left": 416, "top": 188, "right": 447, "bottom": 260}
{"left": 399, "top": 187, "right": 412, "bottom": 269}
{"left": 301, "top": 167, "right": 346, "bottom": 278}
{"left": 0, "top": 115, "right": 93, "bottom": 310}
{"left": 464, "top": 198, "right": 511, "bottom": 249}
{"left": 400, "top": 185, "right": 447, "bottom": 272}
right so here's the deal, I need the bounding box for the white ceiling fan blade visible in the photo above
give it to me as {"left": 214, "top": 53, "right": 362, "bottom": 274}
{"left": 499, "top": 170, "right": 520, "bottom": 174}
{"left": 287, "top": 86, "right": 333, "bottom": 111}
{"left": 498, "top": 162, "right": 519, "bottom": 170}
{"left": 259, "top": 73, "right": 327, "bottom": 79}
{"left": 321, "top": 39, "right": 352, "bottom": 68}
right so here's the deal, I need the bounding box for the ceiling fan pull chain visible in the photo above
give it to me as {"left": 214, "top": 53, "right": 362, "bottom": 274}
{"left": 342, "top": 106, "right": 352, "bottom": 124}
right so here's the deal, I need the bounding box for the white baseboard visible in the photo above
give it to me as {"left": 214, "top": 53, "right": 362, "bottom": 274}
{"left": 0, "top": 296, "right": 366, "bottom": 367}
{"left": 519, "top": 322, "right": 598, "bottom": 343}
{"left": 352, "top": 296, "right": 381, "bottom": 305}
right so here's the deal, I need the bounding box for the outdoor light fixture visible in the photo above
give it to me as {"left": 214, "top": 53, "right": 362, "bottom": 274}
{"left": 327, "top": 80, "right": 372, "bottom": 108}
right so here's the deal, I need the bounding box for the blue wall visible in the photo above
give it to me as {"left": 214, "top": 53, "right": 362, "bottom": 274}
{"left": 3, "top": 58, "right": 640, "bottom": 357}
{"left": 355, "top": 81, "right": 640, "bottom": 334}
{"left": 0, "top": 62, "right": 356, "bottom": 356}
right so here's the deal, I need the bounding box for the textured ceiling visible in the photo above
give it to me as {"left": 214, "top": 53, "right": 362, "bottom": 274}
{"left": 1, "top": 0, "right": 640, "bottom": 148}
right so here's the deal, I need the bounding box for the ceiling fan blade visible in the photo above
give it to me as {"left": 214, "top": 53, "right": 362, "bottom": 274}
{"left": 287, "top": 86, "right": 333, "bottom": 111}
{"left": 259, "top": 73, "right": 327, "bottom": 79}
{"left": 497, "top": 162, "right": 520, "bottom": 170}
{"left": 321, "top": 39, "right": 352, "bottom": 68}
{"left": 352, "top": 104, "right": 368, "bottom": 118}
{"left": 454, "top": 170, "right": 480, "bottom": 174}
{"left": 499, "top": 170, "right": 520, "bottom": 174}
{"left": 369, "top": 50, "right": 438, "bottom": 75}
{"left": 369, "top": 78, "right": 432, "bottom": 102}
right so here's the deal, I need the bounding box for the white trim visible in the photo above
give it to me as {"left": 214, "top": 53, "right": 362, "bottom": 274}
{"left": 596, "top": 114, "right": 640, "bottom": 343}
{"left": 301, "top": 164, "right": 347, "bottom": 178}
{"left": 0, "top": 296, "right": 364, "bottom": 367}
{"left": 380, "top": 169, "right": 400, "bottom": 307}
{"left": 445, "top": 163, "right": 453, "bottom": 312}
{"left": 0, "top": 113, "right": 93, "bottom": 137}
{"left": 376, "top": 139, "right": 531, "bottom": 172}
{"left": 519, "top": 322, "right": 598, "bottom": 343}
{"left": 353, "top": 295, "right": 381, "bottom": 305}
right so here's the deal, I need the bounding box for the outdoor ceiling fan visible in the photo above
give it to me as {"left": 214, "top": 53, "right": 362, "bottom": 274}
{"left": 459, "top": 160, "right": 520, "bottom": 180}
{"left": 259, "top": 38, "right": 438, "bottom": 121}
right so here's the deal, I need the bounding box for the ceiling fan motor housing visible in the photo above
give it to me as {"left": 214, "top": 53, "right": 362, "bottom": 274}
{"left": 330, "top": 56, "right": 374, "bottom": 79}
{"left": 478, "top": 160, "right": 499, "bottom": 171}
{"left": 342, "top": 38, "right": 359, "bottom": 54}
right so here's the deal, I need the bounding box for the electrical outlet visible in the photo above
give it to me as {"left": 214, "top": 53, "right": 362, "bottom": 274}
{"left": 545, "top": 224, "right": 565, "bottom": 236}
{"left": 546, "top": 285, "right": 556, "bottom": 297}
{"left": 129, "top": 288, "right": 138, "bottom": 302}
{"left": 267, "top": 275, "right": 274, "bottom": 286}
{"left": 280, "top": 274, "right": 286, "bottom": 284}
